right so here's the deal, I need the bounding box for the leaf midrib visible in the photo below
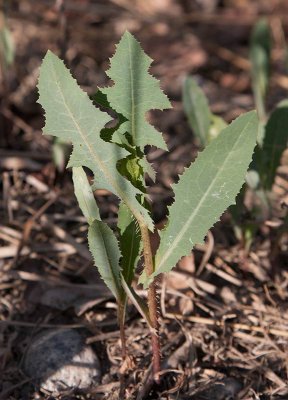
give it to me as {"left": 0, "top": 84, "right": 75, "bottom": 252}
{"left": 127, "top": 36, "right": 136, "bottom": 145}
{"left": 156, "top": 115, "right": 254, "bottom": 273}
{"left": 49, "top": 57, "right": 144, "bottom": 223}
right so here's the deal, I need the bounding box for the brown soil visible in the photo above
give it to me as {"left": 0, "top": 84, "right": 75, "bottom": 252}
{"left": 1, "top": 1, "right": 288, "bottom": 399}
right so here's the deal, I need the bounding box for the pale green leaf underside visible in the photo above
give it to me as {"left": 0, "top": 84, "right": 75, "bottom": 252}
{"left": 142, "top": 111, "right": 258, "bottom": 286}
{"left": 118, "top": 201, "right": 133, "bottom": 234}
{"left": 102, "top": 31, "right": 171, "bottom": 150}
{"left": 88, "top": 220, "right": 122, "bottom": 299}
{"left": 72, "top": 167, "right": 101, "bottom": 224}
{"left": 73, "top": 167, "right": 123, "bottom": 300}
{"left": 38, "top": 50, "right": 153, "bottom": 230}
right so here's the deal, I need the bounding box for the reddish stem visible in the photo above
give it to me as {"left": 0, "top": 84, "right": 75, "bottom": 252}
{"left": 139, "top": 222, "right": 161, "bottom": 383}
{"left": 148, "top": 281, "right": 161, "bottom": 383}
{"left": 117, "top": 301, "right": 127, "bottom": 360}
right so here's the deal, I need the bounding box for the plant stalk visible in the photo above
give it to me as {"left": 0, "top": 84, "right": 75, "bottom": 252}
{"left": 117, "top": 300, "right": 127, "bottom": 360}
{"left": 139, "top": 222, "right": 161, "bottom": 384}
{"left": 117, "top": 300, "right": 127, "bottom": 399}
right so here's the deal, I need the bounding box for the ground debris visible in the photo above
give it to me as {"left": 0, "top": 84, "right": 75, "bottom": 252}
{"left": 1, "top": 0, "right": 288, "bottom": 399}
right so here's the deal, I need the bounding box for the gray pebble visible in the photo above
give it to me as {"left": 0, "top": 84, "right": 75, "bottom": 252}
{"left": 23, "top": 329, "right": 101, "bottom": 393}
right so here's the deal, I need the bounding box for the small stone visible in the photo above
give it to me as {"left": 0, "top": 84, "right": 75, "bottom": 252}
{"left": 23, "top": 329, "right": 101, "bottom": 393}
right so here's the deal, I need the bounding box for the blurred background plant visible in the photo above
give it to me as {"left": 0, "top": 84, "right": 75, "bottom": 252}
{"left": 0, "top": 7, "right": 14, "bottom": 85}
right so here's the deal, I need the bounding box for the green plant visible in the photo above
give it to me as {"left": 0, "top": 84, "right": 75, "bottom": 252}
{"left": 249, "top": 19, "right": 288, "bottom": 197}
{"left": 0, "top": 8, "right": 14, "bottom": 96}
{"left": 183, "top": 73, "right": 288, "bottom": 251}
{"left": 249, "top": 17, "right": 271, "bottom": 124}
{"left": 242, "top": 18, "right": 288, "bottom": 247}
{"left": 38, "top": 31, "right": 257, "bottom": 382}
{"left": 183, "top": 76, "right": 227, "bottom": 147}
{"left": 0, "top": 10, "right": 14, "bottom": 74}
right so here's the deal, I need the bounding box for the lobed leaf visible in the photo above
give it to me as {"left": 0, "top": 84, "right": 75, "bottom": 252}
{"left": 141, "top": 111, "right": 258, "bottom": 287}
{"left": 102, "top": 31, "right": 171, "bottom": 151}
{"left": 38, "top": 50, "right": 153, "bottom": 230}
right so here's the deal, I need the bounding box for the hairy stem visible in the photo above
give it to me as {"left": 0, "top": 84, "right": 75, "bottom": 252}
{"left": 139, "top": 222, "right": 161, "bottom": 384}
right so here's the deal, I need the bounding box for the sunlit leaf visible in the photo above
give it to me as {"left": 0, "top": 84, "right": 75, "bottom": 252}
{"left": 141, "top": 111, "right": 258, "bottom": 287}
{"left": 38, "top": 50, "right": 153, "bottom": 231}
{"left": 102, "top": 31, "right": 171, "bottom": 151}
{"left": 88, "top": 220, "right": 122, "bottom": 300}
{"left": 72, "top": 166, "right": 101, "bottom": 224}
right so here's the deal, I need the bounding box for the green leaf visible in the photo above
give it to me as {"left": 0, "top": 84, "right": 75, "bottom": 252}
{"left": 183, "top": 77, "right": 211, "bottom": 147}
{"left": 88, "top": 220, "right": 122, "bottom": 300}
{"left": 73, "top": 167, "right": 124, "bottom": 300}
{"left": 91, "top": 89, "right": 113, "bottom": 110}
{"left": 38, "top": 50, "right": 153, "bottom": 231}
{"left": 0, "top": 15, "right": 14, "bottom": 68}
{"left": 52, "top": 138, "right": 71, "bottom": 173}
{"left": 141, "top": 111, "right": 258, "bottom": 287}
{"left": 228, "top": 184, "right": 247, "bottom": 230}
{"left": 92, "top": 89, "right": 130, "bottom": 146}
{"left": 117, "top": 154, "right": 144, "bottom": 190}
{"left": 72, "top": 166, "right": 101, "bottom": 224}
{"left": 139, "top": 156, "right": 156, "bottom": 182}
{"left": 118, "top": 202, "right": 141, "bottom": 285}
{"left": 118, "top": 201, "right": 134, "bottom": 234}
{"left": 260, "top": 105, "right": 288, "bottom": 189}
{"left": 101, "top": 31, "right": 171, "bottom": 151}
{"left": 250, "top": 18, "right": 271, "bottom": 122}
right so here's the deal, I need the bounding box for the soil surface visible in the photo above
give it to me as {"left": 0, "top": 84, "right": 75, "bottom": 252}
{"left": 1, "top": 1, "right": 288, "bottom": 399}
